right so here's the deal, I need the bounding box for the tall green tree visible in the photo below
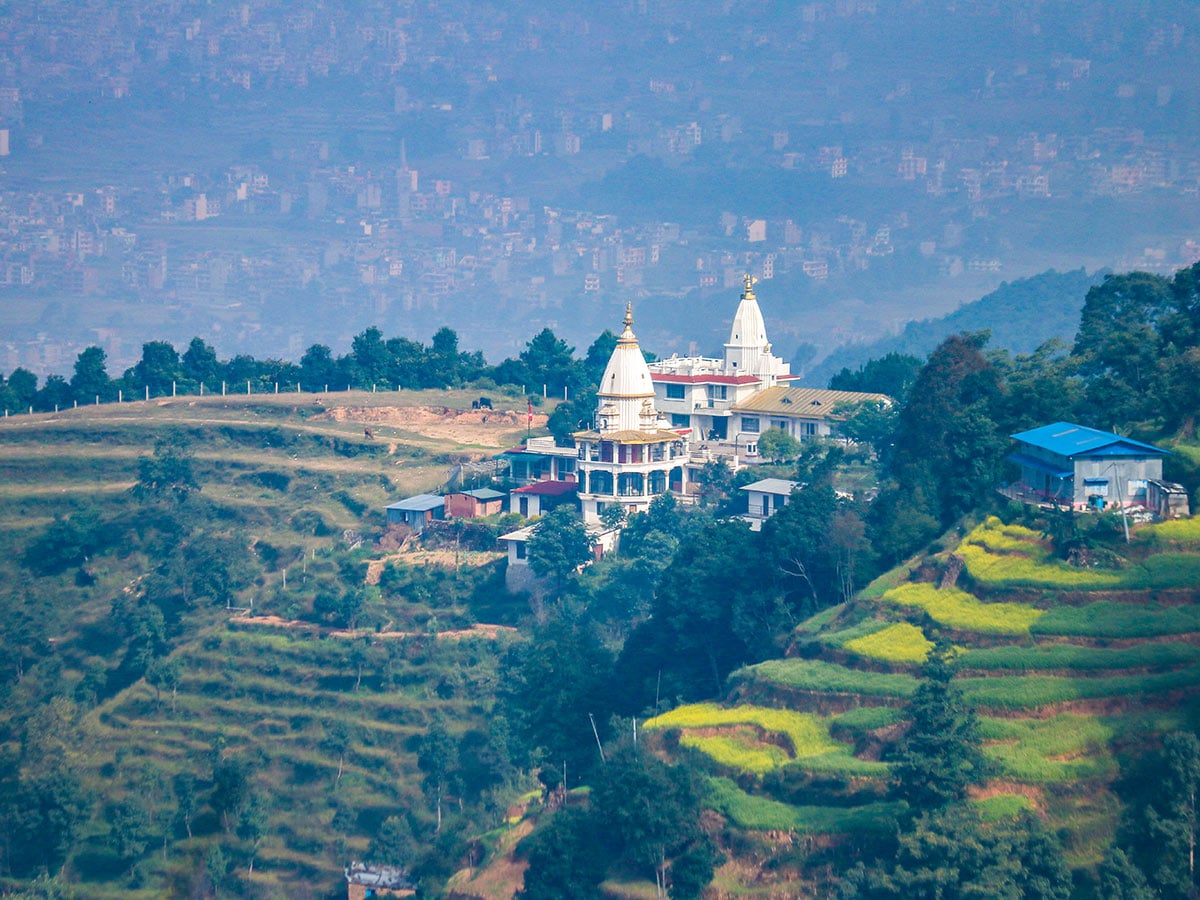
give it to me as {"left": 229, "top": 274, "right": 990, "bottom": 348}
{"left": 618, "top": 520, "right": 770, "bottom": 702}
{"left": 6, "top": 367, "right": 38, "bottom": 409}
{"left": 521, "top": 328, "right": 579, "bottom": 396}
{"left": 527, "top": 507, "right": 593, "bottom": 595}
{"left": 829, "top": 351, "right": 923, "bottom": 401}
{"left": 417, "top": 716, "right": 458, "bottom": 832}
{"left": 386, "top": 336, "right": 426, "bottom": 388}
{"left": 756, "top": 427, "right": 801, "bottom": 463}
{"left": 589, "top": 746, "right": 714, "bottom": 897}
{"left": 133, "top": 437, "right": 200, "bottom": 503}
{"left": 849, "top": 806, "right": 1070, "bottom": 899}
{"left": 892, "top": 641, "right": 986, "bottom": 812}
{"left": 181, "top": 337, "right": 221, "bottom": 389}
{"left": 518, "top": 806, "right": 610, "bottom": 900}
{"left": 351, "top": 326, "right": 390, "bottom": 385}
{"left": 1071, "top": 272, "right": 1172, "bottom": 430}
{"left": 299, "top": 343, "right": 338, "bottom": 391}
{"left": 428, "top": 326, "right": 462, "bottom": 386}
{"left": 128, "top": 341, "right": 181, "bottom": 396}
{"left": 1126, "top": 731, "right": 1200, "bottom": 898}
{"left": 69, "top": 346, "right": 114, "bottom": 403}
{"left": 583, "top": 330, "right": 618, "bottom": 384}
{"left": 761, "top": 483, "right": 843, "bottom": 614}
{"left": 881, "top": 333, "right": 1004, "bottom": 551}
{"left": 500, "top": 609, "right": 615, "bottom": 783}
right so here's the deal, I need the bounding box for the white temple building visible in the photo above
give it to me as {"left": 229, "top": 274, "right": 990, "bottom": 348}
{"left": 573, "top": 305, "right": 692, "bottom": 523}
{"left": 649, "top": 275, "right": 888, "bottom": 460}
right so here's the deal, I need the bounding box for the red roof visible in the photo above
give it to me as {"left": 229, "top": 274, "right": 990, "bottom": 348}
{"left": 512, "top": 480, "right": 579, "bottom": 496}
{"left": 651, "top": 373, "right": 761, "bottom": 385}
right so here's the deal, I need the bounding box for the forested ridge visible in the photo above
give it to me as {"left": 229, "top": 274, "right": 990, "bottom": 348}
{"left": 2, "top": 263, "right": 1200, "bottom": 898}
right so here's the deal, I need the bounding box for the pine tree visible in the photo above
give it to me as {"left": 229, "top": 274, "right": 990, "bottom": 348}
{"left": 892, "top": 640, "right": 986, "bottom": 812}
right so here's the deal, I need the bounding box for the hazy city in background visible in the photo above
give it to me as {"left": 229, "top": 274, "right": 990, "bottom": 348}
{"left": 2, "top": 0, "right": 1199, "bottom": 380}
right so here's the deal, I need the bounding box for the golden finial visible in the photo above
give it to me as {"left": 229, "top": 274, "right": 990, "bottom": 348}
{"left": 742, "top": 273, "right": 757, "bottom": 300}
{"left": 617, "top": 302, "right": 637, "bottom": 343}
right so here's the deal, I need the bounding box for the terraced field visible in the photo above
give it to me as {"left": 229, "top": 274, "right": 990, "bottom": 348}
{"left": 648, "top": 516, "right": 1200, "bottom": 867}
{"left": 75, "top": 623, "right": 511, "bottom": 896}
{"left": 0, "top": 390, "right": 534, "bottom": 897}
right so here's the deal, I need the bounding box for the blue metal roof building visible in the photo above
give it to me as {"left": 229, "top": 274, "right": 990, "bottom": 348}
{"left": 1007, "top": 422, "right": 1167, "bottom": 510}
{"left": 385, "top": 493, "right": 446, "bottom": 533}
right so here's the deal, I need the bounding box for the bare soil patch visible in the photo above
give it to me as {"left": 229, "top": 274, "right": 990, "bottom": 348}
{"left": 316, "top": 405, "right": 547, "bottom": 449}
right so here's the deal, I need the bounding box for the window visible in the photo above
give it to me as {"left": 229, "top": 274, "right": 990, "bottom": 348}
{"left": 772, "top": 420, "right": 788, "bottom": 432}
{"left": 671, "top": 413, "right": 689, "bottom": 428}
{"left": 666, "top": 384, "right": 685, "bottom": 400}
{"left": 742, "top": 416, "right": 760, "bottom": 433}
{"left": 707, "top": 385, "right": 727, "bottom": 401}
{"left": 515, "top": 542, "right": 527, "bottom": 560}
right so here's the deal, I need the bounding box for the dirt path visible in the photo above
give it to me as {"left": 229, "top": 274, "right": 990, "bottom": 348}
{"left": 229, "top": 614, "right": 517, "bottom": 641}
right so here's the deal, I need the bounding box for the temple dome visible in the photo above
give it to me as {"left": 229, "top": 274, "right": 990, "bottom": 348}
{"left": 597, "top": 304, "right": 657, "bottom": 432}
{"left": 726, "top": 275, "right": 768, "bottom": 349}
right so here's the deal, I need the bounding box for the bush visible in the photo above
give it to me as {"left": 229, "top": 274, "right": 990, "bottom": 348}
{"left": 290, "top": 509, "right": 335, "bottom": 536}
{"left": 333, "top": 490, "right": 368, "bottom": 516}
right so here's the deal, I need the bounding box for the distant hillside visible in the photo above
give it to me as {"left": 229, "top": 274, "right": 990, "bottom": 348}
{"left": 804, "top": 268, "right": 1104, "bottom": 387}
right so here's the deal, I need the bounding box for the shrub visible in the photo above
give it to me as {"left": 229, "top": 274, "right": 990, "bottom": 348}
{"left": 333, "top": 490, "right": 368, "bottom": 516}
{"left": 843, "top": 622, "right": 933, "bottom": 664}
{"left": 880, "top": 583, "right": 1043, "bottom": 635}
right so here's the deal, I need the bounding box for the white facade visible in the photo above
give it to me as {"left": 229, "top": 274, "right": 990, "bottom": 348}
{"left": 740, "top": 478, "right": 802, "bottom": 531}
{"left": 649, "top": 276, "right": 886, "bottom": 462}
{"left": 574, "top": 305, "right": 691, "bottom": 522}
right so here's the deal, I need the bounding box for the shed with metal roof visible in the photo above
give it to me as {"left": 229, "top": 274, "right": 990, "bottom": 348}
{"left": 1007, "top": 422, "right": 1167, "bottom": 510}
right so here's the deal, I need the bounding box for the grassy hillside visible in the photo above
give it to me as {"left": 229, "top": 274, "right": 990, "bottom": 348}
{"left": 0, "top": 389, "right": 540, "bottom": 897}
{"left": 641, "top": 513, "right": 1200, "bottom": 890}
